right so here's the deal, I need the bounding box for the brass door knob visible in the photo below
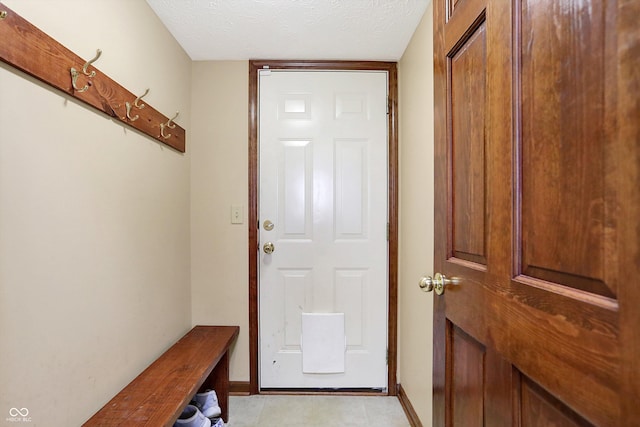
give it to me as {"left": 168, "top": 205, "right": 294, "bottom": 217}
{"left": 263, "top": 242, "right": 275, "bottom": 254}
{"left": 418, "top": 273, "right": 458, "bottom": 295}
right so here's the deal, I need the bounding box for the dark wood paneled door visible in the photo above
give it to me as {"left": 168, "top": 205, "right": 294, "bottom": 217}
{"left": 431, "top": 0, "right": 639, "bottom": 426}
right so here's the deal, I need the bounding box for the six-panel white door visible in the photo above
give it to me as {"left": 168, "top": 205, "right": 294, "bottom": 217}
{"left": 259, "top": 70, "right": 389, "bottom": 389}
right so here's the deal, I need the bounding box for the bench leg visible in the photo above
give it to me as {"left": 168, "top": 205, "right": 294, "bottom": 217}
{"left": 200, "top": 351, "right": 230, "bottom": 423}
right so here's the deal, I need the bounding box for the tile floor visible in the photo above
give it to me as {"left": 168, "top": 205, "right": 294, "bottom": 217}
{"left": 226, "top": 394, "right": 411, "bottom": 427}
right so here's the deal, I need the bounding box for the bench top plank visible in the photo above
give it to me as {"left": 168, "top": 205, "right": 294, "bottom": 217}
{"left": 83, "top": 325, "right": 239, "bottom": 427}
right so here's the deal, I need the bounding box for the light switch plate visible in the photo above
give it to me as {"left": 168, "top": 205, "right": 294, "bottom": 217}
{"left": 231, "top": 205, "right": 243, "bottom": 224}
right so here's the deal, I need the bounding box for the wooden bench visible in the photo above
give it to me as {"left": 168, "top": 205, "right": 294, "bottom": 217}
{"left": 83, "top": 325, "right": 239, "bottom": 427}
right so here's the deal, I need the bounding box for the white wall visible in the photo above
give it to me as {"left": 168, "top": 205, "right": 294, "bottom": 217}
{"left": 190, "top": 61, "right": 250, "bottom": 382}
{"left": 0, "top": 1, "right": 192, "bottom": 426}
{"left": 398, "top": 3, "right": 435, "bottom": 424}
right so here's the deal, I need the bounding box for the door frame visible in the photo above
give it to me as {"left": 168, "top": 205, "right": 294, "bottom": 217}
{"left": 248, "top": 60, "right": 398, "bottom": 395}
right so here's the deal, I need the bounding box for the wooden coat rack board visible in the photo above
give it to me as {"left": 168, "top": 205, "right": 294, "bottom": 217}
{"left": 0, "top": 3, "right": 186, "bottom": 152}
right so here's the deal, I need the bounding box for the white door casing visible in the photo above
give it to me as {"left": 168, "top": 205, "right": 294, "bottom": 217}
{"left": 258, "top": 70, "right": 389, "bottom": 389}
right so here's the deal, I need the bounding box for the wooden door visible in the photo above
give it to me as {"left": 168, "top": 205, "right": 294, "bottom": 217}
{"left": 258, "top": 70, "right": 389, "bottom": 389}
{"left": 432, "top": 0, "right": 639, "bottom": 425}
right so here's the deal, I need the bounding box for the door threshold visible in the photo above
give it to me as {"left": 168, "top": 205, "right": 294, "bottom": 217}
{"left": 259, "top": 388, "right": 387, "bottom": 396}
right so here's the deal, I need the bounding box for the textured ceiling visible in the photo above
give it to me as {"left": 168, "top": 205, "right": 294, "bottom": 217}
{"left": 145, "top": 0, "right": 429, "bottom": 61}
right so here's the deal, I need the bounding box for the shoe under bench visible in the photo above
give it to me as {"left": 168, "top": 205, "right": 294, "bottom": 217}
{"left": 83, "top": 325, "right": 239, "bottom": 426}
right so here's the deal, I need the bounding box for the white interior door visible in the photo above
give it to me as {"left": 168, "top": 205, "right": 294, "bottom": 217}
{"left": 259, "top": 70, "right": 388, "bottom": 389}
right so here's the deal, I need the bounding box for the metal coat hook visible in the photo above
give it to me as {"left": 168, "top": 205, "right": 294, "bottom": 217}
{"left": 134, "top": 88, "right": 149, "bottom": 109}
{"left": 70, "top": 49, "right": 102, "bottom": 92}
{"left": 70, "top": 68, "right": 89, "bottom": 92}
{"left": 125, "top": 88, "right": 149, "bottom": 121}
{"left": 82, "top": 49, "right": 102, "bottom": 76}
{"left": 160, "top": 111, "right": 179, "bottom": 139}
